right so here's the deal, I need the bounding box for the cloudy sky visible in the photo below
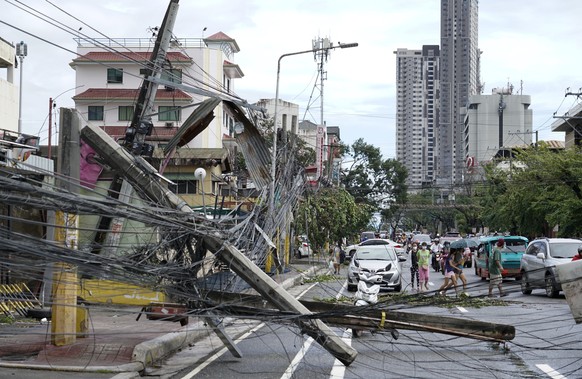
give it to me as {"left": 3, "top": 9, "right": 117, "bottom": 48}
{"left": 1, "top": 0, "right": 581, "bottom": 158}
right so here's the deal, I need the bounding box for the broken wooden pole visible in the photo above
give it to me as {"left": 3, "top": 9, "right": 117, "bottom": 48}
{"left": 201, "top": 290, "right": 515, "bottom": 342}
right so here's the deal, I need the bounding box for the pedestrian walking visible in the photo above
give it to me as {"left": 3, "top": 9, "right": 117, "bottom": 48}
{"left": 417, "top": 242, "right": 431, "bottom": 292}
{"left": 450, "top": 248, "right": 468, "bottom": 295}
{"left": 437, "top": 249, "right": 458, "bottom": 296}
{"left": 488, "top": 238, "right": 506, "bottom": 297}
{"left": 331, "top": 246, "right": 342, "bottom": 275}
{"left": 409, "top": 242, "right": 420, "bottom": 290}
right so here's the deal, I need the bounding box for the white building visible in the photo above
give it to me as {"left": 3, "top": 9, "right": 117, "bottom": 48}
{"left": 463, "top": 87, "right": 533, "bottom": 170}
{"left": 254, "top": 98, "right": 299, "bottom": 134}
{"left": 394, "top": 45, "right": 440, "bottom": 190}
{"left": 70, "top": 32, "right": 243, "bottom": 149}
{"left": 0, "top": 37, "right": 18, "bottom": 133}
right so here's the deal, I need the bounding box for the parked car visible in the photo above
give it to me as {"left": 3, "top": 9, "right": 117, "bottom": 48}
{"left": 474, "top": 235, "right": 528, "bottom": 279}
{"left": 295, "top": 235, "right": 312, "bottom": 258}
{"left": 345, "top": 238, "right": 406, "bottom": 260}
{"left": 347, "top": 244, "right": 403, "bottom": 292}
{"left": 520, "top": 237, "right": 582, "bottom": 297}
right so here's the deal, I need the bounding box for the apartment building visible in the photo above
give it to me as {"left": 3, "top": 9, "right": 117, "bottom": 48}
{"left": 438, "top": 0, "right": 479, "bottom": 185}
{"left": 395, "top": 45, "right": 440, "bottom": 190}
{"left": 70, "top": 32, "right": 243, "bottom": 150}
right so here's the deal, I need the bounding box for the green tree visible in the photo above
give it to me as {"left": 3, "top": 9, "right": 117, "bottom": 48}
{"left": 480, "top": 145, "right": 582, "bottom": 238}
{"left": 341, "top": 138, "right": 408, "bottom": 221}
{"left": 296, "top": 187, "right": 371, "bottom": 252}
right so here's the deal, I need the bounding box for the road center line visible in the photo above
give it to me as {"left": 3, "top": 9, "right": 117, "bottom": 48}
{"left": 536, "top": 364, "right": 567, "bottom": 379}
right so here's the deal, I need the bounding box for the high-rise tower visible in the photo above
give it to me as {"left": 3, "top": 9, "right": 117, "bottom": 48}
{"left": 438, "top": 0, "right": 479, "bottom": 185}
{"left": 395, "top": 46, "right": 440, "bottom": 191}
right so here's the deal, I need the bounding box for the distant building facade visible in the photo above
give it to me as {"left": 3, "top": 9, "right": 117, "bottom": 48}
{"left": 0, "top": 37, "right": 18, "bottom": 133}
{"left": 255, "top": 98, "right": 299, "bottom": 134}
{"left": 70, "top": 32, "right": 243, "bottom": 149}
{"left": 552, "top": 102, "right": 582, "bottom": 148}
{"left": 395, "top": 45, "right": 440, "bottom": 190}
{"left": 463, "top": 87, "right": 533, "bottom": 172}
{"left": 438, "top": 0, "right": 480, "bottom": 185}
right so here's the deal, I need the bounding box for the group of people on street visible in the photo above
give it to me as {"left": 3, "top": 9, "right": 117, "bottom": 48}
{"left": 408, "top": 241, "right": 431, "bottom": 292}
{"left": 407, "top": 236, "right": 509, "bottom": 298}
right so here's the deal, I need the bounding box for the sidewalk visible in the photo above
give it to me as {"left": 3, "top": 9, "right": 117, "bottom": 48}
{"left": 0, "top": 260, "right": 325, "bottom": 375}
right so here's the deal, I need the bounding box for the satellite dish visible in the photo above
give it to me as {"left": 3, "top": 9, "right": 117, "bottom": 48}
{"left": 194, "top": 167, "right": 206, "bottom": 181}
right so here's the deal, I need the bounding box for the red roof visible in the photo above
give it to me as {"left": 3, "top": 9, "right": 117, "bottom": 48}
{"left": 73, "top": 88, "right": 192, "bottom": 101}
{"left": 205, "top": 32, "right": 233, "bottom": 41}
{"left": 73, "top": 51, "right": 192, "bottom": 63}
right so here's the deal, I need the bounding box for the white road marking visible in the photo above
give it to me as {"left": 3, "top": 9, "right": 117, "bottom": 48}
{"left": 456, "top": 306, "right": 468, "bottom": 313}
{"left": 280, "top": 337, "right": 315, "bottom": 379}
{"left": 329, "top": 329, "right": 352, "bottom": 379}
{"left": 536, "top": 364, "right": 567, "bottom": 379}
{"left": 181, "top": 282, "right": 320, "bottom": 379}
{"left": 179, "top": 322, "right": 265, "bottom": 379}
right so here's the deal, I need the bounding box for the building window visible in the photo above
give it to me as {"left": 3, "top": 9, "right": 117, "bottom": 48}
{"left": 158, "top": 106, "right": 181, "bottom": 121}
{"left": 88, "top": 106, "right": 104, "bottom": 121}
{"left": 107, "top": 68, "right": 123, "bottom": 84}
{"left": 118, "top": 106, "right": 134, "bottom": 121}
{"left": 169, "top": 180, "right": 197, "bottom": 194}
{"left": 161, "top": 69, "right": 182, "bottom": 89}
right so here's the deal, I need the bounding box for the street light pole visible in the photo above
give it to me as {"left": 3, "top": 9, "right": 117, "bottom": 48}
{"left": 270, "top": 42, "right": 358, "bottom": 213}
{"left": 16, "top": 41, "right": 27, "bottom": 134}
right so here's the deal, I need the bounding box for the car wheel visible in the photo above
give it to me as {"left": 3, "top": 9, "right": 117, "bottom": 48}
{"left": 347, "top": 284, "right": 357, "bottom": 292}
{"left": 394, "top": 284, "right": 402, "bottom": 292}
{"left": 545, "top": 273, "right": 559, "bottom": 298}
{"left": 520, "top": 272, "right": 532, "bottom": 295}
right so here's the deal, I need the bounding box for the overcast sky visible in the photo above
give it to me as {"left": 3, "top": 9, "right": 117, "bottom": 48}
{"left": 1, "top": 0, "right": 581, "bottom": 158}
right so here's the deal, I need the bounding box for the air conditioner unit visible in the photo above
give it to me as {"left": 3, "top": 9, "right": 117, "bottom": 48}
{"left": 165, "top": 122, "right": 174, "bottom": 128}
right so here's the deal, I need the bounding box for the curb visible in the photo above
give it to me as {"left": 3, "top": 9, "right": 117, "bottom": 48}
{"left": 132, "top": 322, "right": 207, "bottom": 367}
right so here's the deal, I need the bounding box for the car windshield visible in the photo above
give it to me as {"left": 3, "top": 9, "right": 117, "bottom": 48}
{"left": 550, "top": 242, "right": 581, "bottom": 258}
{"left": 356, "top": 248, "right": 397, "bottom": 261}
{"left": 504, "top": 239, "right": 527, "bottom": 252}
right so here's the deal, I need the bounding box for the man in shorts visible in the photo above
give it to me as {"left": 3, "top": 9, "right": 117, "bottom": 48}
{"left": 488, "top": 238, "right": 506, "bottom": 297}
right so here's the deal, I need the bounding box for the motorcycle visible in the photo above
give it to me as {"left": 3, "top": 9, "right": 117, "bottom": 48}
{"left": 352, "top": 272, "right": 381, "bottom": 337}
{"left": 352, "top": 272, "right": 399, "bottom": 340}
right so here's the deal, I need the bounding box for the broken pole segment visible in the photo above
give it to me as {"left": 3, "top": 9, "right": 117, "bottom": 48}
{"left": 203, "top": 238, "right": 357, "bottom": 366}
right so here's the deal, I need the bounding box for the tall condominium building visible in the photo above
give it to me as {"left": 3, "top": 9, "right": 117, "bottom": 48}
{"left": 438, "top": 0, "right": 479, "bottom": 185}
{"left": 395, "top": 46, "right": 440, "bottom": 190}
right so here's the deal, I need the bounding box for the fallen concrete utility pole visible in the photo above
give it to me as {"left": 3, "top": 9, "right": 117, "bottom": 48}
{"left": 202, "top": 239, "right": 358, "bottom": 365}
{"left": 80, "top": 124, "right": 357, "bottom": 366}
{"left": 201, "top": 291, "right": 515, "bottom": 342}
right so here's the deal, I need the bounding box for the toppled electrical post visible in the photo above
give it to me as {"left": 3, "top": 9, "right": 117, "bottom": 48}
{"left": 80, "top": 123, "right": 358, "bottom": 365}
